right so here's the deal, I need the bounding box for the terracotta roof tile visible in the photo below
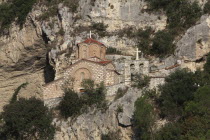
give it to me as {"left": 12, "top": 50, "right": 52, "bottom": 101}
{"left": 97, "top": 60, "right": 112, "bottom": 65}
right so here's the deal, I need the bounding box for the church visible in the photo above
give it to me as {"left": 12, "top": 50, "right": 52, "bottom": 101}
{"left": 43, "top": 38, "right": 121, "bottom": 102}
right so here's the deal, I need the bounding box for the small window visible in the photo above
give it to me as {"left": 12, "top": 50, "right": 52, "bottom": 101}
{"left": 81, "top": 72, "right": 85, "bottom": 81}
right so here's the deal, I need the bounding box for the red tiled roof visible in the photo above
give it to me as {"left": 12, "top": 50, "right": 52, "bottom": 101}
{"left": 97, "top": 60, "right": 112, "bottom": 65}
{"left": 79, "top": 38, "right": 104, "bottom": 46}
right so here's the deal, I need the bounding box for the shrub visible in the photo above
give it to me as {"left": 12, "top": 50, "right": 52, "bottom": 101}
{"left": 145, "top": 0, "right": 171, "bottom": 10}
{"left": 81, "top": 79, "right": 95, "bottom": 91}
{"left": 0, "top": 98, "right": 55, "bottom": 140}
{"left": 204, "top": 0, "right": 210, "bottom": 14}
{"left": 145, "top": 0, "right": 201, "bottom": 32}
{"left": 151, "top": 30, "right": 174, "bottom": 56}
{"left": 106, "top": 47, "right": 122, "bottom": 55}
{"left": 59, "top": 89, "right": 82, "bottom": 118}
{"left": 155, "top": 86, "right": 210, "bottom": 140}
{"left": 83, "top": 82, "right": 107, "bottom": 108}
{"left": 158, "top": 69, "right": 198, "bottom": 119}
{"left": 155, "top": 123, "right": 182, "bottom": 140}
{"left": 166, "top": 1, "right": 201, "bottom": 30}
{"left": 91, "top": 22, "right": 108, "bottom": 37}
{"left": 132, "top": 75, "right": 150, "bottom": 89}
{"left": 59, "top": 81, "right": 107, "bottom": 118}
{"left": 143, "top": 0, "right": 201, "bottom": 57}
{"left": 0, "top": 0, "right": 37, "bottom": 31}
{"left": 116, "top": 105, "right": 123, "bottom": 113}
{"left": 116, "top": 26, "right": 135, "bottom": 38}
{"left": 135, "top": 68, "right": 210, "bottom": 140}
{"left": 134, "top": 95, "right": 155, "bottom": 140}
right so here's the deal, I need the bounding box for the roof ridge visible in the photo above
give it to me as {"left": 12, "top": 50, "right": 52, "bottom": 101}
{"left": 78, "top": 38, "right": 104, "bottom": 46}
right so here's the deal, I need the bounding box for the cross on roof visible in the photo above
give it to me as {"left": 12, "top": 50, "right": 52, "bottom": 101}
{"left": 89, "top": 31, "right": 92, "bottom": 38}
{"left": 135, "top": 48, "right": 141, "bottom": 60}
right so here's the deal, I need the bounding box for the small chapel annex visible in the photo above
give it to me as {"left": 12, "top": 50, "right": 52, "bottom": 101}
{"left": 43, "top": 38, "right": 121, "bottom": 102}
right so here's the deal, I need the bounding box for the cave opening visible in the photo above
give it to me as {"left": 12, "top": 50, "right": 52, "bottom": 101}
{"left": 44, "top": 53, "right": 55, "bottom": 83}
{"left": 41, "top": 30, "right": 50, "bottom": 44}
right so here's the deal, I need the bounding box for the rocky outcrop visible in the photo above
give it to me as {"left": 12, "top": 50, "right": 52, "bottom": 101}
{"left": 174, "top": 15, "right": 210, "bottom": 71}
{"left": 53, "top": 88, "right": 142, "bottom": 140}
{"left": 0, "top": 0, "right": 167, "bottom": 111}
{"left": 175, "top": 15, "right": 210, "bottom": 61}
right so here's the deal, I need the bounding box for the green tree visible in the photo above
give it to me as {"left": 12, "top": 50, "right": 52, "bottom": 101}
{"left": 0, "top": 0, "right": 37, "bottom": 31}
{"left": 132, "top": 75, "right": 150, "bottom": 89}
{"left": 59, "top": 89, "right": 82, "bottom": 118}
{"left": 134, "top": 96, "right": 155, "bottom": 140}
{"left": 83, "top": 82, "right": 107, "bottom": 108}
{"left": 158, "top": 69, "right": 198, "bottom": 118}
{"left": 81, "top": 79, "right": 95, "bottom": 91}
{"left": 151, "top": 30, "right": 174, "bottom": 56}
{"left": 155, "top": 123, "right": 182, "bottom": 140}
{"left": 0, "top": 98, "right": 55, "bottom": 140}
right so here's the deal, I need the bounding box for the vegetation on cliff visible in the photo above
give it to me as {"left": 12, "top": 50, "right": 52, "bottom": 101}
{"left": 59, "top": 80, "right": 107, "bottom": 118}
{"left": 0, "top": 98, "right": 55, "bottom": 140}
{"left": 125, "top": 0, "right": 205, "bottom": 57}
{"left": 0, "top": 0, "right": 36, "bottom": 31}
{"left": 133, "top": 54, "right": 210, "bottom": 140}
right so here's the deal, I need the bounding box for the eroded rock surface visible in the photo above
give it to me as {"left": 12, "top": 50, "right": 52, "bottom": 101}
{"left": 53, "top": 88, "right": 142, "bottom": 140}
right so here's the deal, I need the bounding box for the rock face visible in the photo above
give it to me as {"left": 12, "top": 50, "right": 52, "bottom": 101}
{"left": 53, "top": 88, "right": 142, "bottom": 140}
{"left": 174, "top": 15, "right": 210, "bottom": 71}
{"left": 0, "top": 0, "right": 167, "bottom": 112}
{"left": 1, "top": 0, "right": 210, "bottom": 139}
{"left": 175, "top": 15, "right": 210, "bottom": 61}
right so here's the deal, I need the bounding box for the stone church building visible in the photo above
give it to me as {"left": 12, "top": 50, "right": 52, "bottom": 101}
{"left": 43, "top": 38, "right": 121, "bottom": 102}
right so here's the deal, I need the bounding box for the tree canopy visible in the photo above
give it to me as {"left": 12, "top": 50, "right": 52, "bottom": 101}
{"left": 0, "top": 98, "right": 55, "bottom": 140}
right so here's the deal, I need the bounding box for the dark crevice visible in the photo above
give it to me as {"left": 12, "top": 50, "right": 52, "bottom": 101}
{"left": 195, "top": 57, "right": 205, "bottom": 63}
{"left": 44, "top": 53, "right": 55, "bottom": 83}
{"left": 58, "top": 11, "right": 62, "bottom": 22}
{"left": 41, "top": 30, "right": 50, "bottom": 44}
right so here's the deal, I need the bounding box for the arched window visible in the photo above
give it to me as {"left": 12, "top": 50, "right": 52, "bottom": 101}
{"left": 139, "top": 63, "right": 144, "bottom": 73}
{"left": 130, "top": 64, "right": 135, "bottom": 73}
{"left": 81, "top": 72, "right": 85, "bottom": 81}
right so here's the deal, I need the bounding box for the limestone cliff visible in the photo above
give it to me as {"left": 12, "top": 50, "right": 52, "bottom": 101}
{"left": 0, "top": 0, "right": 166, "bottom": 111}
{"left": 1, "top": 0, "right": 210, "bottom": 139}
{"left": 54, "top": 88, "right": 142, "bottom": 140}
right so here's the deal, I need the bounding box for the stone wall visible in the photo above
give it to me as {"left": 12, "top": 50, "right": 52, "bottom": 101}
{"left": 43, "top": 79, "right": 64, "bottom": 100}
{"left": 124, "top": 59, "right": 150, "bottom": 86}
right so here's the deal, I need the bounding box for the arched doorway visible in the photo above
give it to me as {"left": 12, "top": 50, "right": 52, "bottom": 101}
{"left": 74, "top": 68, "right": 92, "bottom": 92}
